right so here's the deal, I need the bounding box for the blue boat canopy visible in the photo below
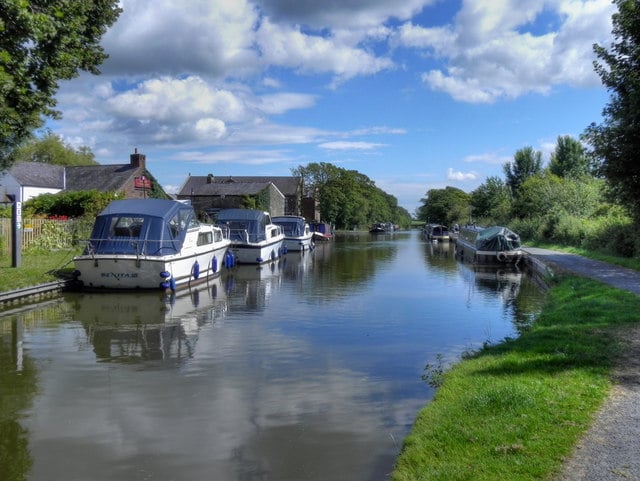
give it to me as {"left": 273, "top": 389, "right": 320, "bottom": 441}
{"left": 272, "top": 216, "right": 306, "bottom": 237}
{"left": 215, "top": 209, "right": 271, "bottom": 242}
{"left": 86, "top": 199, "right": 199, "bottom": 255}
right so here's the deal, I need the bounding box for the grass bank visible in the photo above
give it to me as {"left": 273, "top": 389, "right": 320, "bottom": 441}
{"left": 0, "top": 248, "right": 80, "bottom": 292}
{"left": 391, "top": 275, "right": 640, "bottom": 481}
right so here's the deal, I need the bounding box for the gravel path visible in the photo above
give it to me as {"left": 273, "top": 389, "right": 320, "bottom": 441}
{"left": 523, "top": 248, "right": 640, "bottom": 481}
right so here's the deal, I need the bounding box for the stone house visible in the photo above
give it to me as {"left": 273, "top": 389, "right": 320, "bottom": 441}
{"left": 176, "top": 174, "right": 304, "bottom": 219}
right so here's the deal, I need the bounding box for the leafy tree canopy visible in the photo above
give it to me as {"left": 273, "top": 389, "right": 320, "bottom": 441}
{"left": 470, "top": 176, "right": 512, "bottom": 223}
{"left": 292, "top": 162, "right": 410, "bottom": 228}
{"left": 9, "top": 130, "right": 97, "bottom": 166}
{"left": 417, "top": 186, "right": 471, "bottom": 227}
{"left": 583, "top": 0, "right": 640, "bottom": 220}
{"left": 0, "top": 0, "right": 121, "bottom": 169}
{"left": 548, "top": 135, "right": 591, "bottom": 179}
{"left": 503, "top": 146, "right": 543, "bottom": 193}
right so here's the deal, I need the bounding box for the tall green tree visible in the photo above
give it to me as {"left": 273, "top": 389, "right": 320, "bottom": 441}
{"left": 470, "top": 176, "right": 512, "bottom": 222}
{"left": 292, "top": 162, "right": 405, "bottom": 228}
{"left": 0, "top": 0, "right": 121, "bottom": 168}
{"left": 503, "top": 146, "right": 543, "bottom": 193}
{"left": 548, "top": 135, "right": 591, "bottom": 179}
{"left": 417, "top": 186, "right": 471, "bottom": 227}
{"left": 583, "top": 0, "right": 640, "bottom": 219}
{"left": 10, "top": 131, "right": 97, "bottom": 165}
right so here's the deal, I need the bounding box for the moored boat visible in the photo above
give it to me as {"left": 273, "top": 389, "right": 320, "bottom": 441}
{"left": 455, "top": 225, "right": 523, "bottom": 264}
{"left": 73, "top": 199, "right": 233, "bottom": 290}
{"left": 215, "top": 209, "right": 286, "bottom": 264}
{"left": 370, "top": 222, "right": 395, "bottom": 234}
{"left": 272, "top": 215, "right": 314, "bottom": 251}
{"left": 310, "top": 221, "right": 334, "bottom": 241}
{"left": 423, "top": 223, "right": 449, "bottom": 241}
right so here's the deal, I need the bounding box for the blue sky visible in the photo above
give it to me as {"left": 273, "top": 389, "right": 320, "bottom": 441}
{"left": 48, "top": 0, "right": 615, "bottom": 215}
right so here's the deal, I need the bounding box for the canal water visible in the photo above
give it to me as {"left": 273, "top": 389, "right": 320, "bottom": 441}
{"left": 0, "top": 230, "right": 546, "bottom": 481}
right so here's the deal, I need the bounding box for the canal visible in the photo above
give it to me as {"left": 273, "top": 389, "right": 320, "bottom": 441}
{"left": 0, "top": 230, "right": 546, "bottom": 481}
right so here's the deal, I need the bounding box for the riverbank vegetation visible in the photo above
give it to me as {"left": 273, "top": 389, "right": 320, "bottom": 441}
{"left": 392, "top": 275, "right": 640, "bottom": 481}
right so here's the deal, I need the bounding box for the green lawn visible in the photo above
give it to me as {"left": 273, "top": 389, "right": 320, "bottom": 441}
{"left": 0, "top": 248, "right": 80, "bottom": 292}
{"left": 391, "top": 275, "right": 640, "bottom": 480}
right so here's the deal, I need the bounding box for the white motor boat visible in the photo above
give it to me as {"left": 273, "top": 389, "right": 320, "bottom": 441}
{"left": 215, "top": 209, "right": 286, "bottom": 264}
{"left": 272, "top": 215, "right": 314, "bottom": 252}
{"left": 73, "top": 199, "right": 233, "bottom": 290}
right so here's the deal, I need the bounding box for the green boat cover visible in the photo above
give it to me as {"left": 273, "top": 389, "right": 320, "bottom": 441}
{"left": 476, "top": 226, "right": 521, "bottom": 251}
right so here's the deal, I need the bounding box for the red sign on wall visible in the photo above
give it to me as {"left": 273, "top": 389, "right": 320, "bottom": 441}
{"left": 134, "top": 176, "right": 151, "bottom": 189}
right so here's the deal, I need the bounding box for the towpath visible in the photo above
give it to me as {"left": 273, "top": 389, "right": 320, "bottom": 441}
{"left": 523, "top": 247, "right": 640, "bottom": 481}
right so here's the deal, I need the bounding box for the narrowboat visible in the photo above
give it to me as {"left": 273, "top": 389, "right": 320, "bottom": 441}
{"left": 310, "top": 221, "right": 334, "bottom": 241}
{"left": 455, "top": 225, "right": 523, "bottom": 264}
{"left": 423, "top": 223, "right": 450, "bottom": 242}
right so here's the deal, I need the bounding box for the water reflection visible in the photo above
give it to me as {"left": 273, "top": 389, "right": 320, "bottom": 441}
{"left": 0, "top": 231, "right": 547, "bottom": 481}
{"left": 66, "top": 277, "right": 228, "bottom": 363}
{"left": 421, "top": 239, "right": 457, "bottom": 272}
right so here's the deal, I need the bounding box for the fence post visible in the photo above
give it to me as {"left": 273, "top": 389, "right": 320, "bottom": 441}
{"left": 9, "top": 195, "right": 22, "bottom": 267}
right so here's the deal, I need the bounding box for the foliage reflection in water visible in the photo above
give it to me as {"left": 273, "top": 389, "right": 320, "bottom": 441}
{"left": 0, "top": 231, "right": 546, "bottom": 481}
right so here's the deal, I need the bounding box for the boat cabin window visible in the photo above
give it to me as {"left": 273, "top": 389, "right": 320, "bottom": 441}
{"left": 110, "top": 216, "right": 145, "bottom": 238}
{"left": 197, "top": 232, "right": 213, "bottom": 246}
{"left": 214, "top": 230, "right": 223, "bottom": 242}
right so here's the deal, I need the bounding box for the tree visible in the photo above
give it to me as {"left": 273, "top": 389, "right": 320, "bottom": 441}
{"left": 470, "top": 176, "right": 512, "bottom": 222}
{"left": 417, "top": 186, "right": 471, "bottom": 227}
{"left": 0, "top": 0, "right": 122, "bottom": 169}
{"left": 583, "top": 0, "right": 640, "bottom": 219}
{"left": 503, "top": 146, "right": 543, "bottom": 193}
{"left": 548, "top": 135, "right": 591, "bottom": 179}
{"left": 9, "top": 131, "right": 97, "bottom": 165}
{"left": 292, "top": 162, "right": 406, "bottom": 228}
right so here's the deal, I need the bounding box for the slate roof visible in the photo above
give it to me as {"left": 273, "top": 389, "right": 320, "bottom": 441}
{"left": 64, "top": 164, "right": 138, "bottom": 191}
{"left": 182, "top": 181, "right": 282, "bottom": 197}
{"left": 178, "top": 175, "right": 300, "bottom": 197}
{"left": 7, "top": 161, "right": 139, "bottom": 192}
{"left": 8, "top": 162, "right": 65, "bottom": 188}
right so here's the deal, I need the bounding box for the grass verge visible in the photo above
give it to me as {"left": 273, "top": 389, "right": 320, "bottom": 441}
{"left": 391, "top": 275, "right": 640, "bottom": 481}
{"left": 0, "top": 248, "right": 81, "bottom": 292}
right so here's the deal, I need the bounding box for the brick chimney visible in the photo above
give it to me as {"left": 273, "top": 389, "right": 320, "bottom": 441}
{"left": 130, "top": 148, "right": 146, "bottom": 169}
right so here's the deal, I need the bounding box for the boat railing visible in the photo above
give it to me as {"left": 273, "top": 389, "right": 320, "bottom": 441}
{"left": 85, "top": 237, "right": 181, "bottom": 256}
{"left": 228, "top": 228, "right": 266, "bottom": 243}
{"left": 217, "top": 224, "right": 232, "bottom": 240}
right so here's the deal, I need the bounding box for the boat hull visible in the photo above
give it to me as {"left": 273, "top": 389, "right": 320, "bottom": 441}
{"left": 455, "top": 225, "right": 523, "bottom": 265}
{"left": 283, "top": 233, "right": 314, "bottom": 251}
{"left": 455, "top": 239, "right": 523, "bottom": 264}
{"left": 230, "top": 238, "right": 286, "bottom": 264}
{"left": 73, "top": 244, "right": 230, "bottom": 290}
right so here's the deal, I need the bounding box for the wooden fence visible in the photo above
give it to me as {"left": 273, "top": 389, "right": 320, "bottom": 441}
{"left": 0, "top": 218, "right": 82, "bottom": 255}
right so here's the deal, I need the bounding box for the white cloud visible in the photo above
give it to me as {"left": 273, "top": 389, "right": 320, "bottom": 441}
{"left": 397, "top": 0, "right": 615, "bottom": 103}
{"left": 172, "top": 149, "right": 294, "bottom": 165}
{"left": 255, "top": 18, "right": 394, "bottom": 83}
{"left": 258, "top": 93, "right": 317, "bottom": 114}
{"left": 319, "top": 141, "right": 386, "bottom": 150}
{"left": 464, "top": 152, "right": 511, "bottom": 165}
{"left": 101, "top": 0, "right": 259, "bottom": 77}
{"left": 447, "top": 168, "right": 478, "bottom": 181}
